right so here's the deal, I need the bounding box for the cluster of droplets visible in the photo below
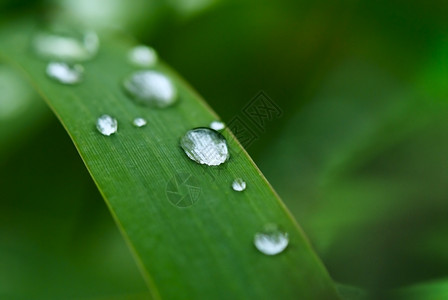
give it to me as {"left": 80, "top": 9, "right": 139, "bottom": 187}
{"left": 33, "top": 26, "right": 288, "bottom": 256}
{"left": 179, "top": 126, "right": 288, "bottom": 255}
{"left": 33, "top": 27, "right": 178, "bottom": 109}
{"left": 33, "top": 28, "right": 173, "bottom": 135}
{"left": 34, "top": 28, "right": 99, "bottom": 85}
{"left": 96, "top": 115, "right": 148, "bottom": 136}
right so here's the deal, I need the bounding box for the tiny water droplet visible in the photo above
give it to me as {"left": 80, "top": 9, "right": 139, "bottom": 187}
{"left": 180, "top": 128, "right": 229, "bottom": 166}
{"left": 209, "top": 120, "right": 225, "bottom": 131}
{"left": 96, "top": 115, "right": 117, "bottom": 136}
{"left": 33, "top": 29, "right": 99, "bottom": 62}
{"left": 133, "top": 117, "right": 147, "bottom": 128}
{"left": 232, "top": 178, "right": 246, "bottom": 192}
{"left": 254, "top": 224, "right": 289, "bottom": 255}
{"left": 123, "top": 71, "right": 177, "bottom": 108}
{"left": 128, "top": 45, "right": 158, "bottom": 67}
{"left": 46, "top": 62, "right": 83, "bottom": 84}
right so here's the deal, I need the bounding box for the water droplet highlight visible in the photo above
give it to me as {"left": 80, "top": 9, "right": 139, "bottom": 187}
{"left": 232, "top": 178, "right": 246, "bottom": 192}
{"left": 210, "top": 120, "right": 225, "bottom": 131}
{"left": 33, "top": 29, "right": 99, "bottom": 62}
{"left": 133, "top": 117, "right": 147, "bottom": 128}
{"left": 96, "top": 115, "right": 117, "bottom": 136}
{"left": 254, "top": 224, "right": 289, "bottom": 255}
{"left": 123, "top": 71, "right": 177, "bottom": 108}
{"left": 180, "top": 128, "right": 229, "bottom": 166}
{"left": 128, "top": 45, "right": 158, "bottom": 67}
{"left": 46, "top": 62, "right": 83, "bottom": 84}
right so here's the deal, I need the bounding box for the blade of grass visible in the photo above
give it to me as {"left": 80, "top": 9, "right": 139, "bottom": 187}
{"left": 0, "top": 19, "right": 340, "bottom": 299}
{"left": 0, "top": 119, "right": 148, "bottom": 299}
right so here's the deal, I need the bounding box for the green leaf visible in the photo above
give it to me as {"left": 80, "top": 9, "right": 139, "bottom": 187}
{"left": 257, "top": 57, "right": 448, "bottom": 291}
{"left": 0, "top": 118, "right": 148, "bottom": 300}
{"left": 0, "top": 19, "right": 339, "bottom": 299}
{"left": 393, "top": 278, "right": 448, "bottom": 300}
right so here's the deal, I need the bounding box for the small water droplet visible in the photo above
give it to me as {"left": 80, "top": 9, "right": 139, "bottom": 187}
{"left": 133, "top": 117, "right": 147, "bottom": 128}
{"left": 254, "top": 224, "right": 289, "bottom": 255}
{"left": 209, "top": 120, "right": 225, "bottom": 131}
{"left": 232, "top": 178, "right": 246, "bottom": 192}
{"left": 33, "top": 29, "right": 99, "bottom": 61}
{"left": 123, "top": 71, "right": 177, "bottom": 108}
{"left": 46, "top": 62, "right": 83, "bottom": 84}
{"left": 96, "top": 115, "right": 117, "bottom": 136}
{"left": 128, "top": 45, "right": 158, "bottom": 67}
{"left": 180, "top": 128, "right": 229, "bottom": 166}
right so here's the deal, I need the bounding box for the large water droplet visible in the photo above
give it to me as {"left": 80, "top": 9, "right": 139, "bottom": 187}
{"left": 128, "top": 45, "right": 158, "bottom": 67}
{"left": 96, "top": 115, "right": 117, "bottom": 136}
{"left": 123, "top": 71, "right": 177, "bottom": 108}
{"left": 33, "top": 29, "right": 99, "bottom": 62}
{"left": 210, "top": 120, "right": 225, "bottom": 131}
{"left": 232, "top": 178, "right": 246, "bottom": 192}
{"left": 133, "top": 117, "right": 147, "bottom": 128}
{"left": 254, "top": 224, "right": 289, "bottom": 255}
{"left": 180, "top": 128, "right": 229, "bottom": 166}
{"left": 46, "top": 62, "right": 83, "bottom": 84}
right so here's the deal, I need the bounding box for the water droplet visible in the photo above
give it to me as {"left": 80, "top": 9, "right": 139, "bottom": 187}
{"left": 209, "top": 120, "right": 225, "bottom": 131}
{"left": 123, "top": 71, "right": 177, "bottom": 108}
{"left": 232, "top": 178, "right": 246, "bottom": 192}
{"left": 133, "top": 117, "right": 147, "bottom": 128}
{"left": 46, "top": 62, "right": 83, "bottom": 84}
{"left": 33, "top": 29, "right": 99, "bottom": 62}
{"left": 96, "top": 115, "right": 117, "bottom": 136}
{"left": 180, "top": 128, "right": 229, "bottom": 166}
{"left": 254, "top": 224, "right": 289, "bottom": 255}
{"left": 128, "top": 45, "right": 158, "bottom": 67}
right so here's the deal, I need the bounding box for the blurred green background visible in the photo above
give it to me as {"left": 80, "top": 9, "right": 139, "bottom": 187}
{"left": 1, "top": 0, "right": 448, "bottom": 299}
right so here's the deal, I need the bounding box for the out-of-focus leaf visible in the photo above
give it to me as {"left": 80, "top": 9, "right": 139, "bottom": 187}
{"left": 0, "top": 63, "right": 50, "bottom": 163}
{"left": 394, "top": 278, "right": 448, "bottom": 300}
{"left": 257, "top": 59, "right": 448, "bottom": 292}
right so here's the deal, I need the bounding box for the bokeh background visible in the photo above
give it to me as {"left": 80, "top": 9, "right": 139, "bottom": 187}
{"left": 1, "top": 0, "right": 448, "bottom": 299}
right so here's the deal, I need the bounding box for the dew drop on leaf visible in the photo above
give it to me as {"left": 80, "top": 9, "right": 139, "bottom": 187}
{"left": 180, "top": 128, "right": 229, "bottom": 166}
{"left": 254, "top": 224, "right": 289, "bottom": 255}
{"left": 232, "top": 178, "right": 246, "bottom": 192}
{"left": 128, "top": 45, "right": 158, "bottom": 67}
{"left": 46, "top": 62, "right": 83, "bottom": 84}
{"left": 209, "top": 120, "right": 225, "bottom": 131}
{"left": 96, "top": 115, "right": 118, "bottom": 136}
{"left": 33, "top": 29, "right": 99, "bottom": 62}
{"left": 123, "top": 71, "right": 177, "bottom": 108}
{"left": 133, "top": 117, "right": 147, "bottom": 128}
